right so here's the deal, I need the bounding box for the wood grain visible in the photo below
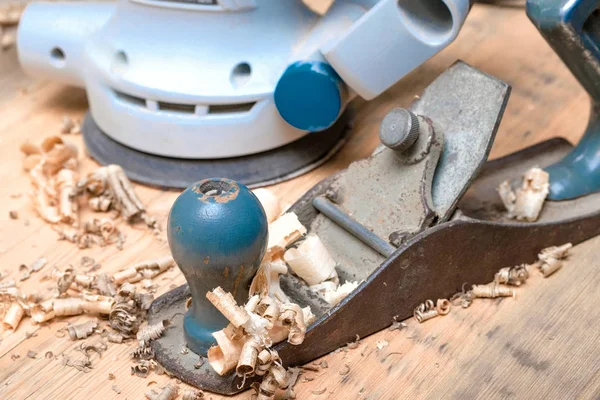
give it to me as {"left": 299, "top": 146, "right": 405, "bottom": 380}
{"left": 0, "top": 4, "right": 598, "bottom": 400}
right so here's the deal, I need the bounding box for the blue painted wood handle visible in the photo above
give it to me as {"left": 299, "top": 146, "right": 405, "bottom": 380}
{"left": 167, "top": 178, "right": 268, "bottom": 355}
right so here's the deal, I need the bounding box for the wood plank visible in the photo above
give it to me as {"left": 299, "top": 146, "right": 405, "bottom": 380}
{"left": 0, "top": 4, "right": 598, "bottom": 400}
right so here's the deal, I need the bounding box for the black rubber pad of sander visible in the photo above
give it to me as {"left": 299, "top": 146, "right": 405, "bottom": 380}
{"left": 82, "top": 111, "right": 351, "bottom": 189}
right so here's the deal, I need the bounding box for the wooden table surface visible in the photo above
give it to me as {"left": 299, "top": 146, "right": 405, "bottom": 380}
{"left": 1, "top": 4, "right": 599, "bottom": 400}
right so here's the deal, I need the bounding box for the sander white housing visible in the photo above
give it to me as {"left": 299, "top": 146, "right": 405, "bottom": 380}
{"left": 17, "top": 0, "right": 470, "bottom": 187}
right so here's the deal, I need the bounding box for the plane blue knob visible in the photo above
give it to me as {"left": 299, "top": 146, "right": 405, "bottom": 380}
{"left": 167, "top": 178, "right": 268, "bottom": 355}
{"left": 274, "top": 61, "right": 345, "bottom": 132}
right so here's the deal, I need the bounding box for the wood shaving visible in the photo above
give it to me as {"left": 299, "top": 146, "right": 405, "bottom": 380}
{"left": 252, "top": 188, "right": 282, "bottom": 223}
{"left": 108, "top": 373, "right": 116, "bottom": 380}
{"left": 206, "top": 287, "right": 250, "bottom": 328}
{"left": 79, "top": 164, "right": 155, "bottom": 225}
{"left": 414, "top": 300, "right": 439, "bottom": 323}
{"left": 339, "top": 364, "right": 350, "bottom": 375}
{"left": 537, "top": 243, "right": 572, "bottom": 277}
{"left": 311, "top": 388, "right": 327, "bottom": 395}
{"left": 109, "top": 283, "right": 152, "bottom": 337}
{"left": 94, "top": 273, "right": 117, "bottom": 297}
{"left": 284, "top": 234, "right": 336, "bottom": 285}
{"left": 60, "top": 115, "right": 81, "bottom": 135}
{"left": 237, "top": 334, "right": 262, "bottom": 375}
{"left": 181, "top": 388, "right": 205, "bottom": 400}
{"left": 107, "top": 332, "right": 125, "bottom": 343}
{"left": 11, "top": 353, "right": 20, "bottom": 360}
{"left": 436, "top": 299, "right": 451, "bottom": 315}
{"left": 389, "top": 319, "right": 407, "bottom": 332}
{"left": 249, "top": 259, "right": 290, "bottom": 304}
{"left": 132, "top": 346, "right": 155, "bottom": 360}
{"left": 111, "top": 384, "right": 121, "bottom": 394}
{"left": 137, "top": 319, "right": 170, "bottom": 347}
{"left": 0, "top": 280, "right": 16, "bottom": 290}
{"left": 376, "top": 340, "right": 389, "bottom": 350}
{"left": 472, "top": 283, "right": 515, "bottom": 298}
{"left": 67, "top": 319, "right": 98, "bottom": 340}
{"left": 27, "top": 350, "right": 37, "bottom": 359}
{"left": 145, "top": 382, "right": 179, "bottom": 400}
{"left": 9, "top": 210, "right": 18, "bottom": 219}
{"left": 495, "top": 264, "right": 529, "bottom": 285}
{"left": 114, "top": 255, "right": 174, "bottom": 284}
{"left": 498, "top": 167, "right": 549, "bottom": 221}
{"left": 131, "top": 363, "right": 151, "bottom": 378}
{"left": 265, "top": 212, "right": 307, "bottom": 260}
{"left": 310, "top": 279, "right": 359, "bottom": 306}
{"left": 45, "top": 351, "right": 54, "bottom": 359}
{"left": 3, "top": 302, "right": 24, "bottom": 330}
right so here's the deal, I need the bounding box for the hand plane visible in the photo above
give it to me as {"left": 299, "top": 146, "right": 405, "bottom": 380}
{"left": 147, "top": 61, "right": 600, "bottom": 395}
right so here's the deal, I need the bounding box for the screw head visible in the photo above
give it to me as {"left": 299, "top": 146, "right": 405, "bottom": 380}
{"left": 379, "top": 108, "right": 420, "bottom": 152}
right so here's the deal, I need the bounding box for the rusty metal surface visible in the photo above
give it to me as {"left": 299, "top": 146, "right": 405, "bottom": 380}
{"left": 426, "top": 62, "right": 511, "bottom": 221}
{"left": 150, "top": 138, "right": 600, "bottom": 395}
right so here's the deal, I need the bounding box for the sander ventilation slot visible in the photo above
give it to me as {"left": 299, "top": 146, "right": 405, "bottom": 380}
{"left": 113, "top": 89, "right": 256, "bottom": 116}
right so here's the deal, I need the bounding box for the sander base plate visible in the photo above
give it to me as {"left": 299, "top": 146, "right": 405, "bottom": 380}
{"left": 82, "top": 111, "right": 352, "bottom": 189}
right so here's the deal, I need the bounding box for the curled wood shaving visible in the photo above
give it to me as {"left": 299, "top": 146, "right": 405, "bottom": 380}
{"left": 472, "top": 283, "right": 515, "bottom": 299}
{"left": 537, "top": 243, "right": 572, "bottom": 277}
{"left": 131, "top": 346, "right": 155, "bottom": 360}
{"left": 498, "top": 167, "right": 549, "bottom": 222}
{"left": 107, "top": 332, "right": 125, "bottom": 344}
{"left": 436, "top": 299, "right": 451, "bottom": 315}
{"left": 3, "top": 302, "right": 24, "bottom": 330}
{"left": 310, "top": 279, "right": 359, "bottom": 306}
{"left": 45, "top": 351, "right": 54, "bottom": 359}
{"left": 376, "top": 340, "right": 389, "bottom": 350}
{"left": 94, "top": 273, "right": 117, "bottom": 297}
{"left": 237, "top": 335, "right": 262, "bottom": 376}
{"left": 346, "top": 334, "right": 361, "bottom": 349}
{"left": 88, "top": 195, "right": 113, "bottom": 212}
{"left": 0, "top": 280, "right": 16, "bottom": 290}
{"left": 145, "top": 383, "right": 179, "bottom": 400}
{"left": 389, "top": 319, "right": 407, "bottom": 332}
{"left": 414, "top": 300, "right": 439, "bottom": 323}
{"left": 206, "top": 287, "right": 250, "bottom": 328}
{"left": 252, "top": 188, "right": 282, "bottom": 223}
{"left": 265, "top": 213, "right": 307, "bottom": 260}
{"left": 250, "top": 259, "right": 290, "bottom": 304}
{"left": 279, "top": 303, "right": 307, "bottom": 345}
{"left": 80, "top": 164, "right": 154, "bottom": 224}
{"left": 67, "top": 319, "right": 98, "bottom": 341}
{"left": 339, "top": 364, "right": 350, "bottom": 375}
{"left": 131, "top": 363, "right": 151, "bottom": 378}
{"left": 255, "top": 368, "right": 281, "bottom": 400}
{"left": 60, "top": 115, "right": 81, "bottom": 135}
{"left": 284, "top": 366, "right": 302, "bottom": 399}
{"left": 109, "top": 283, "right": 152, "bottom": 337}
{"left": 284, "top": 234, "right": 337, "bottom": 285}
{"left": 111, "top": 385, "right": 121, "bottom": 394}
{"left": 27, "top": 350, "right": 37, "bottom": 359}
{"left": 137, "top": 319, "right": 170, "bottom": 347}
{"left": 495, "top": 264, "right": 529, "bottom": 286}
{"left": 181, "top": 388, "right": 205, "bottom": 400}
{"left": 114, "top": 255, "right": 174, "bottom": 284}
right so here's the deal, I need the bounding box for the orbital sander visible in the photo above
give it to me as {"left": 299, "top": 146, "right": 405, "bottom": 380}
{"left": 17, "top": 0, "right": 471, "bottom": 188}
